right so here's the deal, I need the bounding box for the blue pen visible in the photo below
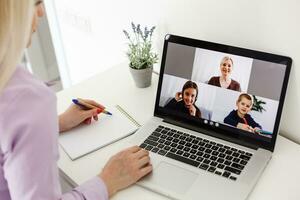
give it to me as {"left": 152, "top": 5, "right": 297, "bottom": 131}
{"left": 72, "top": 99, "right": 112, "bottom": 115}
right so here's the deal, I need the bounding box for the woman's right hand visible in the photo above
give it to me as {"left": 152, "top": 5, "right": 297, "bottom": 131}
{"left": 237, "top": 123, "right": 254, "bottom": 132}
{"left": 99, "top": 146, "right": 152, "bottom": 197}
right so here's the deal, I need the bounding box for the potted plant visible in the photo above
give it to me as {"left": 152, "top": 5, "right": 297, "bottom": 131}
{"left": 123, "top": 22, "right": 158, "bottom": 88}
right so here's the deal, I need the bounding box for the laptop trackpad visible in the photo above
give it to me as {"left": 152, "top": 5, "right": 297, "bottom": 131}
{"left": 151, "top": 162, "right": 198, "bottom": 195}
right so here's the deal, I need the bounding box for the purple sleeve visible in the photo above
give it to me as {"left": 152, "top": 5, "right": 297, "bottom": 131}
{"left": 1, "top": 82, "right": 108, "bottom": 200}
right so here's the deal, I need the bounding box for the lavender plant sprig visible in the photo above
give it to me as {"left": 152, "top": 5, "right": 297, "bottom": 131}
{"left": 123, "top": 22, "right": 158, "bottom": 70}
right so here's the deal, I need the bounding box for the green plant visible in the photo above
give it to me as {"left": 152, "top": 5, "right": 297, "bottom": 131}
{"left": 123, "top": 22, "right": 158, "bottom": 70}
{"left": 251, "top": 95, "right": 266, "bottom": 113}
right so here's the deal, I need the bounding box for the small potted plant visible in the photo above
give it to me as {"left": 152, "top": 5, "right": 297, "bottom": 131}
{"left": 123, "top": 22, "right": 158, "bottom": 88}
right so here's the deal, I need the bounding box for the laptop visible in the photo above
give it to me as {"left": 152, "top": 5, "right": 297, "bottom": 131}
{"left": 130, "top": 34, "right": 292, "bottom": 200}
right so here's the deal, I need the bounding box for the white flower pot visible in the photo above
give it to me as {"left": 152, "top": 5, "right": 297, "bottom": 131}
{"left": 129, "top": 66, "right": 153, "bottom": 88}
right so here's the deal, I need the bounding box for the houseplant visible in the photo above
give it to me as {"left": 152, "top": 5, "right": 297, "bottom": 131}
{"left": 123, "top": 22, "right": 158, "bottom": 88}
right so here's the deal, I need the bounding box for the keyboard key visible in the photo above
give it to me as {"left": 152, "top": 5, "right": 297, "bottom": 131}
{"left": 217, "top": 164, "right": 225, "bottom": 169}
{"left": 167, "top": 132, "right": 174, "bottom": 136}
{"left": 225, "top": 150, "right": 233, "bottom": 155}
{"left": 240, "top": 160, "right": 248, "bottom": 165}
{"left": 218, "top": 148, "right": 226, "bottom": 153}
{"left": 176, "top": 150, "right": 184, "bottom": 155}
{"left": 183, "top": 152, "right": 190, "bottom": 157}
{"left": 186, "top": 138, "right": 192, "bottom": 142}
{"left": 172, "top": 138, "right": 180, "bottom": 143}
{"left": 183, "top": 147, "right": 191, "bottom": 152}
{"left": 245, "top": 152, "right": 253, "bottom": 157}
{"left": 224, "top": 145, "right": 230, "bottom": 149}
{"left": 205, "top": 144, "right": 212, "bottom": 148}
{"left": 140, "top": 143, "right": 147, "bottom": 148}
{"left": 222, "top": 171, "right": 231, "bottom": 178}
{"left": 230, "top": 147, "right": 238, "bottom": 152}
{"left": 203, "top": 139, "right": 209, "bottom": 143}
{"left": 170, "top": 148, "right": 177, "bottom": 153}
{"left": 198, "top": 147, "right": 205, "bottom": 151}
{"left": 232, "top": 152, "right": 240, "bottom": 157}
{"left": 240, "top": 155, "right": 251, "bottom": 161}
{"left": 197, "top": 151, "right": 204, "bottom": 156}
{"left": 210, "top": 161, "right": 218, "bottom": 167}
{"left": 211, "top": 146, "right": 219, "bottom": 151}
{"left": 166, "top": 136, "right": 173, "bottom": 141}
{"left": 215, "top": 171, "right": 222, "bottom": 175}
{"left": 186, "top": 142, "right": 192, "bottom": 147}
{"left": 192, "top": 144, "right": 199, "bottom": 149}
{"left": 171, "top": 143, "right": 177, "bottom": 148}
{"left": 144, "top": 139, "right": 158, "bottom": 147}
{"left": 226, "top": 155, "right": 233, "bottom": 161}
{"left": 205, "top": 149, "right": 212, "bottom": 154}
{"left": 203, "top": 154, "right": 210, "bottom": 159}
{"left": 196, "top": 157, "right": 204, "bottom": 162}
{"left": 155, "top": 128, "right": 162, "bottom": 132}
{"left": 217, "top": 158, "right": 224, "bottom": 163}
{"left": 166, "top": 152, "right": 200, "bottom": 167}
{"left": 225, "top": 166, "right": 241, "bottom": 175}
{"left": 208, "top": 167, "right": 216, "bottom": 173}
{"left": 238, "top": 150, "right": 245, "bottom": 154}
{"left": 152, "top": 132, "right": 161, "bottom": 137}
{"left": 164, "top": 141, "right": 171, "bottom": 145}
{"left": 177, "top": 145, "right": 184, "bottom": 150}
{"left": 203, "top": 159, "right": 211, "bottom": 165}
{"left": 219, "top": 153, "right": 226, "bottom": 158}
{"left": 151, "top": 147, "right": 159, "bottom": 153}
{"left": 232, "top": 163, "right": 244, "bottom": 170}
{"left": 209, "top": 141, "right": 216, "bottom": 145}
{"left": 199, "top": 142, "right": 205, "bottom": 146}
{"left": 224, "top": 161, "right": 232, "bottom": 166}
{"left": 164, "top": 146, "right": 171, "bottom": 151}
{"left": 199, "top": 163, "right": 209, "bottom": 170}
{"left": 229, "top": 176, "right": 237, "bottom": 181}
{"left": 190, "top": 149, "right": 197, "bottom": 154}
{"left": 161, "top": 135, "right": 167, "bottom": 139}
{"left": 158, "top": 150, "right": 167, "bottom": 155}
{"left": 148, "top": 136, "right": 159, "bottom": 141}
{"left": 233, "top": 158, "right": 240, "bottom": 163}
{"left": 179, "top": 140, "right": 186, "bottom": 145}
{"left": 210, "top": 156, "right": 217, "bottom": 161}
{"left": 173, "top": 134, "right": 180, "bottom": 138}
{"left": 189, "top": 155, "right": 197, "bottom": 160}
{"left": 145, "top": 145, "right": 153, "bottom": 151}
{"left": 192, "top": 139, "right": 199, "bottom": 144}
{"left": 164, "top": 127, "right": 170, "bottom": 130}
{"left": 212, "top": 151, "right": 219, "bottom": 156}
{"left": 161, "top": 130, "right": 168, "bottom": 134}
{"left": 216, "top": 143, "right": 223, "bottom": 147}
{"left": 158, "top": 144, "right": 164, "bottom": 149}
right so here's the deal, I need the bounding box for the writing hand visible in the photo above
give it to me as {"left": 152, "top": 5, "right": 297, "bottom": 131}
{"left": 59, "top": 99, "right": 104, "bottom": 133}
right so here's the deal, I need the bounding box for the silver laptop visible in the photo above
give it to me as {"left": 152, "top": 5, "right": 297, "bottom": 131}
{"left": 130, "top": 34, "right": 292, "bottom": 200}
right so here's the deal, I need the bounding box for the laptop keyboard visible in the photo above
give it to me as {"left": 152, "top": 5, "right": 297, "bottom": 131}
{"left": 140, "top": 125, "right": 253, "bottom": 181}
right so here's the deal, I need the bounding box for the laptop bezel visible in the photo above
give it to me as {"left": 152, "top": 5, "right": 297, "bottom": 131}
{"left": 154, "top": 34, "right": 292, "bottom": 152}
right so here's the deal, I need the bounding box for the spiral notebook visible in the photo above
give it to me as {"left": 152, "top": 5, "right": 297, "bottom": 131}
{"left": 59, "top": 105, "right": 140, "bottom": 160}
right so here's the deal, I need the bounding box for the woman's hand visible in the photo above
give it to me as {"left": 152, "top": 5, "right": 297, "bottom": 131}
{"left": 99, "top": 146, "right": 152, "bottom": 197}
{"left": 187, "top": 105, "right": 197, "bottom": 116}
{"left": 175, "top": 92, "right": 182, "bottom": 102}
{"left": 59, "top": 99, "right": 104, "bottom": 133}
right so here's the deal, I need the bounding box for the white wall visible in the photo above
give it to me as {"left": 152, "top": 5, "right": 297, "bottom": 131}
{"left": 52, "top": 0, "right": 300, "bottom": 143}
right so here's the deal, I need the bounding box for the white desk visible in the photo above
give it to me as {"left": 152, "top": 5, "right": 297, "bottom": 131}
{"left": 57, "top": 63, "right": 300, "bottom": 200}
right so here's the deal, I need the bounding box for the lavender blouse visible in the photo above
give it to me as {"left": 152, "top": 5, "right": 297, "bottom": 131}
{"left": 0, "top": 67, "right": 108, "bottom": 200}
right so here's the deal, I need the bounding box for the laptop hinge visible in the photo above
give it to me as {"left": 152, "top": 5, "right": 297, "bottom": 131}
{"left": 163, "top": 117, "right": 260, "bottom": 150}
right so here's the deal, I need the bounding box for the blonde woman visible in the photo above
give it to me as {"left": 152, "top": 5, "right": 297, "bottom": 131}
{"left": 0, "top": 1, "right": 152, "bottom": 199}
{"left": 208, "top": 56, "right": 241, "bottom": 92}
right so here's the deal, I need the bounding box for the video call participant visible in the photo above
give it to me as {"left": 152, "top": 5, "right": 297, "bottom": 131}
{"left": 208, "top": 56, "right": 241, "bottom": 92}
{"left": 224, "top": 93, "right": 262, "bottom": 133}
{"left": 165, "top": 81, "right": 201, "bottom": 118}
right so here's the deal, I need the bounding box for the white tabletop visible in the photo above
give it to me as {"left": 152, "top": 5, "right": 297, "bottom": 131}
{"left": 57, "top": 63, "right": 300, "bottom": 200}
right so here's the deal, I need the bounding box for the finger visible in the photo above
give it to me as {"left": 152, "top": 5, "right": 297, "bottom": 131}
{"left": 93, "top": 115, "right": 98, "bottom": 121}
{"left": 138, "top": 164, "right": 153, "bottom": 179}
{"left": 137, "top": 156, "right": 151, "bottom": 168}
{"left": 126, "top": 145, "right": 141, "bottom": 153}
{"left": 134, "top": 148, "right": 149, "bottom": 159}
{"left": 84, "top": 117, "right": 92, "bottom": 124}
{"left": 81, "top": 108, "right": 98, "bottom": 119}
{"left": 81, "top": 99, "right": 105, "bottom": 109}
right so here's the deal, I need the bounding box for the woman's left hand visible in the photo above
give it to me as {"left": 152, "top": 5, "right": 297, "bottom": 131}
{"left": 59, "top": 99, "right": 104, "bottom": 133}
{"left": 188, "top": 105, "right": 197, "bottom": 116}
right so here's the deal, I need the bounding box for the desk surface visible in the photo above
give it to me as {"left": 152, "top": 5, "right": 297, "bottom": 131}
{"left": 57, "top": 63, "right": 300, "bottom": 200}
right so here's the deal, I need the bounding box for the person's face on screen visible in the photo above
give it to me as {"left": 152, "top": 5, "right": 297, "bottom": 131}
{"left": 236, "top": 97, "right": 252, "bottom": 117}
{"left": 220, "top": 59, "right": 233, "bottom": 77}
{"left": 27, "top": 1, "right": 44, "bottom": 47}
{"left": 183, "top": 88, "right": 197, "bottom": 107}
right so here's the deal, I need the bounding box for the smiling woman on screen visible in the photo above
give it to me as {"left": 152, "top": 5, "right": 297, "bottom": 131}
{"left": 207, "top": 56, "right": 241, "bottom": 92}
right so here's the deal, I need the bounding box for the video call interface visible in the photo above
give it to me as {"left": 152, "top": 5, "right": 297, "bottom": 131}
{"left": 159, "top": 42, "right": 287, "bottom": 142}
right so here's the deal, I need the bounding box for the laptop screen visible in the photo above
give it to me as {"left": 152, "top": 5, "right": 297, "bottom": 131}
{"left": 155, "top": 35, "right": 291, "bottom": 151}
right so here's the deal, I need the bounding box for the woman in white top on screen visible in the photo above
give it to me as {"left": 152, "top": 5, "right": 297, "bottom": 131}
{"left": 0, "top": 0, "right": 152, "bottom": 199}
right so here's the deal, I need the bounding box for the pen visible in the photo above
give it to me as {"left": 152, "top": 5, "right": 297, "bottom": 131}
{"left": 72, "top": 98, "right": 112, "bottom": 115}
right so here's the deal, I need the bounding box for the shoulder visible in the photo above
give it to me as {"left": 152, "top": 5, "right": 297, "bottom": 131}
{"left": 209, "top": 76, "right": 219, "bottom": 82}
{"left": 0, "top": 67, "right": 58, "bottom": 150}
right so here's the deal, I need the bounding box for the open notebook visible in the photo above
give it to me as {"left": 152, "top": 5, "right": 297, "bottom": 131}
{"left": 59, "top": 105, "right": 140, "bottom": 160}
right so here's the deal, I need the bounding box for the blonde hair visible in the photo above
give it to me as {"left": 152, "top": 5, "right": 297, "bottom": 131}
{"left": 0, "top": 0, "right": 34, "bottom": 93}
{"left": 220, "top": 56, "right": 234, "bottom": 67}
